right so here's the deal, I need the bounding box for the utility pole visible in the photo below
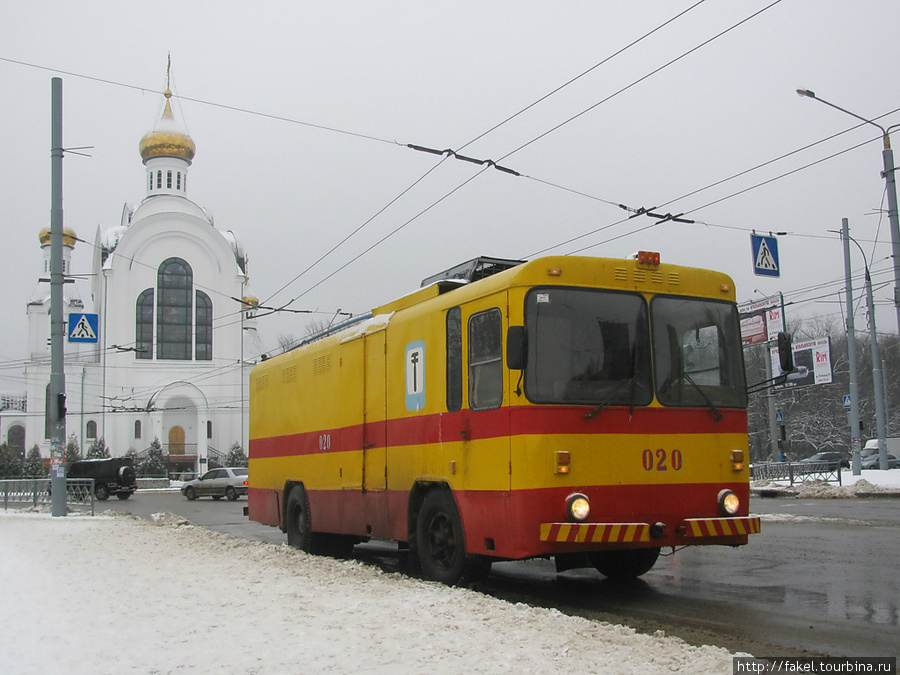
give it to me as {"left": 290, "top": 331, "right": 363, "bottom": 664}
{"left": 49, "top": 77, "right": 67, "bottom": 516}
{"left": 841, "top": 218, "right": 863, "bottom": 476}
{"left": 861, "top": 247, "right": 889, "bottom": 470}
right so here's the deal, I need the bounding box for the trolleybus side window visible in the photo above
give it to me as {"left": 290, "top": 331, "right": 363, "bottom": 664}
{"left": 523, "top": 288, "right": 653, "bottom": 406}
{"left": 652, "top": 296, "right": 747, "bottom": 409}
{"left": 468, "top": 308, "right": 503, "bottom": 410}
{"left": 446, "top": 307, "right": 462, "bottom": 412}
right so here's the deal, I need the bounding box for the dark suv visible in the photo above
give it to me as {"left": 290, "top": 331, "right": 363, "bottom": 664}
{"left": 68, "top": 458, "right": 137, "bottom": 501}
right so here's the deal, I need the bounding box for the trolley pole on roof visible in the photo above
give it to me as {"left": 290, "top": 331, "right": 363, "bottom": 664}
{"left": 49, "top": 77, "right": 68, "bottom": 516}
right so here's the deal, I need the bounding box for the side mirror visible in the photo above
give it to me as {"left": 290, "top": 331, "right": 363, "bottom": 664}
{"left": 506, "top": 326, "right": 528, "bottom": 370}
{"left": 777, "top": 332, "right": 794, "bottom": 373}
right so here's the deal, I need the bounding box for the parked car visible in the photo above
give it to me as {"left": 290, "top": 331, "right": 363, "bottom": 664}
{"left": 181, "top": 467, "right": 248, "bottom": 501}
{"left": 799, "top": 451, "right": 850, "bottom": 469}
{"left": 67, "top": 457, "right": 137, "bottom": 501}
{"left": 861, "top": 453, "right": 900, "bottom": 470}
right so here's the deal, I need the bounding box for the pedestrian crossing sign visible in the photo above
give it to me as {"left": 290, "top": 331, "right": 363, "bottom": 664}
{"left": 68, "top": 313, "right": 99, "bottom": 343}
{"left": 751, "top": 234, "right": 780, "bottom": 277}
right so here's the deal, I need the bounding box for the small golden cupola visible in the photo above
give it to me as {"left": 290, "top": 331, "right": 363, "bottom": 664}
{"left": 139, "top": 58, "right": 196, "bottom": 197}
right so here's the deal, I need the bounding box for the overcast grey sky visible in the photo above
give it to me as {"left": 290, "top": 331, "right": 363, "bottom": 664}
{"left": 3, "top": 1, "right": 900, "bottom": 392}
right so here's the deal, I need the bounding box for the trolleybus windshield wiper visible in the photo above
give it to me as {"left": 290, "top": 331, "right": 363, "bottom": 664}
{"left": 679, "top": 371, "right": 723, "bottom": 421}
{"left": 584, "top": 346, "right": 641, "bottom": 420}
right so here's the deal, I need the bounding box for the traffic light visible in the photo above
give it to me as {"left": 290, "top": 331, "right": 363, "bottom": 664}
{"left": 57, "top": 392, "right": 67, "bottom": 418}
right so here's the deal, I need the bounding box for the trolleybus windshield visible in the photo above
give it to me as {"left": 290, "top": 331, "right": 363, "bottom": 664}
{"left": 524, "top": 288, "right": 653, "bottom": 406}
{"left": 523, "top": 288, "right": 746, "bottom": 410}
{"left": 651, "top": 296, "right": 746, "bottom": 409}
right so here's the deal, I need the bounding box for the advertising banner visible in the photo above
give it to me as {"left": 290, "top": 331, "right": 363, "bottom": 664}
{"left": 771, "top": 336, "right": 832, "bottom": 389}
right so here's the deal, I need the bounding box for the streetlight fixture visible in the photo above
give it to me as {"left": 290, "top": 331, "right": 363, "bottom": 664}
{"left": 797, "top": 88, "right": 900, "bottom": 337}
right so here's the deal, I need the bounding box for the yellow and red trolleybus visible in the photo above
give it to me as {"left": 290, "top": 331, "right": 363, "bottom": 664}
{"left": 248, "top": 253, "right": 758, "bottom": 584}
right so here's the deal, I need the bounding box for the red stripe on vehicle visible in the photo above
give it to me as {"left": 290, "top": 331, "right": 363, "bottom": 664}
{"left": 251, "top": 406, "right": 746, "bottom": 459}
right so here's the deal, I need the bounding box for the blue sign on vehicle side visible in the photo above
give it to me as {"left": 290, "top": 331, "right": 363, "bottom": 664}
{"left": 405, "top": 340, "right": 426, "bottom": 411}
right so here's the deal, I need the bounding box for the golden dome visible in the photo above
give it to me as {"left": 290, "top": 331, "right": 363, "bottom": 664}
{"left": 139, "top": 88, "right": 196, "bottom": 163}
{"left": 39, "top": 227, "right": 77, "bottom": 248}
{"left": 241, "top": 296, "right": 259, "bottom": 308}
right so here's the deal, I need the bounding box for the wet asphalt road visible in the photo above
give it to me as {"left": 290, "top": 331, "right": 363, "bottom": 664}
{"left": 88, "top": 490, "right": 899, "bottom": 660}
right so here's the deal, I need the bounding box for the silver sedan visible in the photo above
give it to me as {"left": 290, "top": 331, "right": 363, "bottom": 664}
{"left": 181, "top": 467, "right": 249, "bottom": 501}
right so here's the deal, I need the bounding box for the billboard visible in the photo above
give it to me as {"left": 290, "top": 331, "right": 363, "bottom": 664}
{"left": 739, "top": 298, "right": 784, "bottom": 345}
{"left": 771, "top": 336, "right": 832, "bottom": 389}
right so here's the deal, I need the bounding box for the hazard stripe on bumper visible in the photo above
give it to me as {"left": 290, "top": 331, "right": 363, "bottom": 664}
{"left": 539, "top": 522, "right": 650, "bottom": 544}
{"left": 683, "top": 516, "right": 761, "bottom": 537}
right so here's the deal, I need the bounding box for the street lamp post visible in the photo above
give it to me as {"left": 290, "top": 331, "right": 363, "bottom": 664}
{"left": 797, "top": 89, "right": 900, "bottom": 337}
{"left": 834, "top": 222, "right": 890, "bottom": 472}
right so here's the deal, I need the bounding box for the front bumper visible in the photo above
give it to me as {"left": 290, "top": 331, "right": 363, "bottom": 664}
{"left": 540, "top": 516, "right": 760, "bottom": 544}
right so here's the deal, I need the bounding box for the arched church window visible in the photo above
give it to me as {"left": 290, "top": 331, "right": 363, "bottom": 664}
{"left": 167, "top": 170, "right": 172, "bottom": 189}
{"left": 157, "top": 258, "right": 193, "bottom": 360}
{"left": 86, "top": 420, "right": 97, "bottom": 440}
{"left": 176, "top": 172, "right": 182, "bottom": 190}
{"left": 196, "top": 291, "right": 213, "bottom": 361}
{"left": 149, "top": 173, "right": 153, "bottom": 191}
{"left": 7, "top": 425, "right": 25, "bottom": 461}
{"left": 136, "top": 289, "right": 154, "bottom": 359}
{"left": 134, "top": 420, "right": 142, "bottom": 439}
{"left": 156, "top": 171, "right": 162, "bottom": 189}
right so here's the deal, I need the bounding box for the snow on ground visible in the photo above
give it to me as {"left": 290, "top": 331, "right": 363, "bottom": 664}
{"left": 751, "top": 468, "right": 900, "bottom": 498}
{"left": 0, "top": 510, "right": 739, "bottom": 675}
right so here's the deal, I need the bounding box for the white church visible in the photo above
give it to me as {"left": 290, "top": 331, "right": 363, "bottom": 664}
{"left": 0, "top": 79, "right": 262, "bottom": 476}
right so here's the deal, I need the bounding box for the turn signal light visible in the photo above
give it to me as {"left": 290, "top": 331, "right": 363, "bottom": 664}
{"left": 556, "top": 451, "right": 570, "bottom": 474}
{"left": 731, "top": 450, "right": 745, "bottom": 471}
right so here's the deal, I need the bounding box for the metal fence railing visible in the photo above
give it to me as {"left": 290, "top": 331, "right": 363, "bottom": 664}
{"left": 1, "top": 478, "right": 96, "bottom": 515}
{"left": 750, "top": 461, "right": 842, "bottom": 486}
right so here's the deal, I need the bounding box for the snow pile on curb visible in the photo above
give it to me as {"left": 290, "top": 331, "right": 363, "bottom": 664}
{"left": 0, "top": 511, "right": 739, "bottom": 674}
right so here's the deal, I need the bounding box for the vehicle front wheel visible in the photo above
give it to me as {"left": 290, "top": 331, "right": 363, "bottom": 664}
{"left": 225, "top": 486, "right": 237, "bottom": 501}
{"left": 591, "top": 548, "right": 660, "bottom": 580}
{"left": 116, "top": 492, "right": 131, "bottom": 500}
{"left": 184, "top": 486, "right": 197, "bottom": 501}
{"left": 416, "top": 489, "right": 484, "bottom": 586}
{"left": 94, "top": 483, "right": 110, "bottom": 501}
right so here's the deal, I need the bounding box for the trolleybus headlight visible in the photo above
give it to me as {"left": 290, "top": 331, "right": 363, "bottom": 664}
{"left": 718, "top": 489, "right": 740, "bottom": 516}
{"left": 567, "top": 493, "right": 591, "bottom": 522}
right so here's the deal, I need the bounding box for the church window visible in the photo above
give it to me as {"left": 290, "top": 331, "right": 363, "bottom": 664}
{"left": 136, "top": 289, "right": 154, "bottom": 359}
{"left": 156, "top": 171, "right": 162, "bottom": 189}
{"left": 156, "top": 258, "right": 193, "bottom": 360}
{"left": 176, "top": 172, "right": 181, "bottom": 190}
{"left": 7, "top": 425, "right": 25, "bottom": 461}
{"left": 149, "top": 173, "right": 153, "bottom": 191}
{"left": 167, "top": 170, "right": 172, "bottom": 188}
{"left": 206, "top": 420, "right": 213, "bottom": 439}
{"left": 196, "top": 291, "right": 213, "bottom": 361}
{"left": 134, "top": 420, "right": 142, "bottom": 439}
{"left": 86, "top": 420, "right": 97, "bottom": 440}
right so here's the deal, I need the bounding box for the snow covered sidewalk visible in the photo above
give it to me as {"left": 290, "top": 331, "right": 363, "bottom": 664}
{"left": 751, "top": 468, "right": 900, "bottom": 498}
{"left": 0, "top": 511, "right": 737, "bottom": 674}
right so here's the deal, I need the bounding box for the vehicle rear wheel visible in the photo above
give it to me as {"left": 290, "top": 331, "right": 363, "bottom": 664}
{"left": 591, "top": 548, "right": 660, "bottom": 580}
{"left": 94, "top": 483, "right": 110, "bottom": 501}
{"left": 285, "top": 486, "right": 316, "bottom": 553}
{"left": 225, "top": 486, "right": 237, "bottom": 501}
{"left": 116, "top": 492, "right": 131, "bottom": 500}
{"left": 184, "top": 486, "right": 197, "bottom": 501}
{"left": 416, "top": 489, "right": 483, "bottom": 586}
